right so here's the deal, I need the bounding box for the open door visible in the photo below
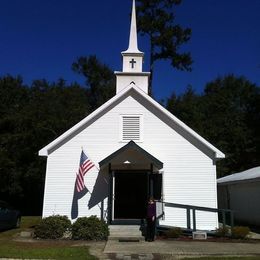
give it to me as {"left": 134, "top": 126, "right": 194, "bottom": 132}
{"left": 113, "top": 171, "right": 148, "bottom": 220}
{"left": 149, "top": 173, "right": 164, "bottom": 218}
{"left": 149, "top": 173, "right": 162, "bottom": 200}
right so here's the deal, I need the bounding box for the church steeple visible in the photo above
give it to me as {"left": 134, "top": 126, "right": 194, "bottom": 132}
{"left": 123, "top": 0, "right": 142, "bottom": 54}
{"left": 115, "top": 0, "right": 150, "bottom": 94}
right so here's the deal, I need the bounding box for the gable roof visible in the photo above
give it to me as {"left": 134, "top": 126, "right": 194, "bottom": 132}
{"left": 218, "top": 166, "right": 260, "bottom": 185}
{"left": 99, "top": 140, "right": 163, "bottom": 169}
{"left": 39, "top": 84, "right": 225, "bottom": 159}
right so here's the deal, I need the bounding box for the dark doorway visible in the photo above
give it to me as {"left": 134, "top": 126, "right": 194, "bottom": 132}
{"left": 114, "top": 171, "right": 148, "bottom": 219}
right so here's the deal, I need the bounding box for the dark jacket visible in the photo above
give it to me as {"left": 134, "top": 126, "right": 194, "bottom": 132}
{"left": 147, "top": 202, "right": 156, "bottom": 219}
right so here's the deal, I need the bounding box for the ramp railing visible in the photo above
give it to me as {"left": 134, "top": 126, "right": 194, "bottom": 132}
{"left": 156, "top": 201, "right": 234, "bottom": 231}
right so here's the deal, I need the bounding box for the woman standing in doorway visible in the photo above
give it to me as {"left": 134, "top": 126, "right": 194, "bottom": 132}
{"left": 146, "top": 197, "right": 156, "bottom": 242}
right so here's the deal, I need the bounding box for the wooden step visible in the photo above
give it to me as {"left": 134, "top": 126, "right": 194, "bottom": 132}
{"left": 108, "top": 225, "right": 144, "bottom": 241}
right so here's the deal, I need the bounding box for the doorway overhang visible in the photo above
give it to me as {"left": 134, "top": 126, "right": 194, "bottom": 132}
{"left": 99, "top": 141, "right": 163, "bottom": 171}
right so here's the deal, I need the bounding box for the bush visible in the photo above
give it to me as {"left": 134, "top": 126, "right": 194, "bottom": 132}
{"left": 165, "top": 227, "right": 182, "bottom": 238}
{"left": 34, "top": 215, "right": 71, "bottom": 239}
{"left": 231, "top": 226, "right": 250, "bottom": 239}
{"left": 215, "top": 226, "right": 229, "bottom": 237}
{"left": 72, "top": 216, "right": 109, "bottom": 240}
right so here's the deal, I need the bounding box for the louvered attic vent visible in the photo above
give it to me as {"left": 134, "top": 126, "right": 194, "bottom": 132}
{"left": 121, "top": 115, "right": 142, "bottom": 142}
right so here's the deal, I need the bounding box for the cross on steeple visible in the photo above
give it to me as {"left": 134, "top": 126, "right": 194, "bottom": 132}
{"left": 130, "top": 58, "right": 136, "bottom": 69}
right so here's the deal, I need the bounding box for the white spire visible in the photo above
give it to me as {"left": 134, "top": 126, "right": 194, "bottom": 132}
{"left": 123, "top": 0, "right": 142, "bottom": 54}
{"left": 115, "top": 0, "right": 150, "bottom": 95}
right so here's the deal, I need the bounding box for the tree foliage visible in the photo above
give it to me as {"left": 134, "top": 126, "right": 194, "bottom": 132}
{"left": 72, "top": 55, "right": 115, "bottom": 111}
{"left": 136, "top": 0, "right": 192, "bottom": 94}
{"left": 0, "top": 55, "right": 115, "bottom": 215}
{"left": 0, "top": 76, "right": 91, "bottom": 214}
{"left": 167, "top": 75, "right": 260, "bottom": 177}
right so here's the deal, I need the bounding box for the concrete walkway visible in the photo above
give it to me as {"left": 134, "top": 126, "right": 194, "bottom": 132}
{"left": 103, "top": 239, "right": 260, "bottom": 259}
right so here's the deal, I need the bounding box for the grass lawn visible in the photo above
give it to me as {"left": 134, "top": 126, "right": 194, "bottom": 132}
{"left": 0, "top": 216, "right": 97, "bottom": 259}
{"left": 183, "top": 256, "right": 260, "bottom": 260}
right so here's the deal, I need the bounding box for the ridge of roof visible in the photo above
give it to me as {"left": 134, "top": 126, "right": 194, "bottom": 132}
{"left": 218, "top": 166, "right": 260, "bottom": 184}
{"left": 39, "top": 85, "right": 225, "bottom": 158}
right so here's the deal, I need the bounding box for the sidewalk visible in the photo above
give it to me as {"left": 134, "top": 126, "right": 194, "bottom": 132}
{"left": 103, "top": 239, "right": 260, "bottom": 259}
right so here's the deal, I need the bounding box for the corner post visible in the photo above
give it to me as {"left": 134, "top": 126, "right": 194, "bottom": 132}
{"left": 187, "top": 208, "right": 191, "bottom": 230}
{"left": 150, "top": 163, "right": 154, "bottom": 198}
{"left": 192, "top": 209, "right": 196, "bottom": 231}
{"left": 108, "top": 163, "right": 112, "bottom": 224}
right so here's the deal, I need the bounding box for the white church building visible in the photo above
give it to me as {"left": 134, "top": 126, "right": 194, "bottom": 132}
{"left": 39, "top": 0, "right": 225, "bottom": 231}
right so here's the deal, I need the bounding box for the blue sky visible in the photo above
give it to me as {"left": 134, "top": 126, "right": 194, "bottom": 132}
{"left": 0, "top": 0, "right": 259, "bottom": 100}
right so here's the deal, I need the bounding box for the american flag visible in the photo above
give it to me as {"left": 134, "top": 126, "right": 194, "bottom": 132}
{"left": 76, "top": 150, "right": 95, "bottom": 192}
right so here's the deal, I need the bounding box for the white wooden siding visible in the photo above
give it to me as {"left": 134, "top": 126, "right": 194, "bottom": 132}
{"left": 43, "top": 93, "right": 218, "bottom": 229}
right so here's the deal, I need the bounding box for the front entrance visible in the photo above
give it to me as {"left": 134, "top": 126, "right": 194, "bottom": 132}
{"left": 113, "top": 171, "right": 148, "bottom": 220}
{"left": 98, "top": 140, "right": 164, "bottom": 224}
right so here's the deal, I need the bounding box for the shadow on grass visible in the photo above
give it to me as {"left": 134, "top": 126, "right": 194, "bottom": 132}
{"left": 0, "top": 216, "right": 41, "bottom": 240}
